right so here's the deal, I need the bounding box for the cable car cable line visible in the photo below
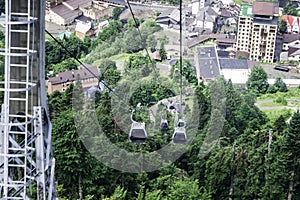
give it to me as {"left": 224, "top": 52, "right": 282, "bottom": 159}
{"left": 171, "top": 0, "right": 187, "bottom": 144}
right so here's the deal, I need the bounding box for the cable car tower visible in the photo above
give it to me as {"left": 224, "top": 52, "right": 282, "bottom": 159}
{"left": 0, "top": 0, "right": 56, "bottom": 199}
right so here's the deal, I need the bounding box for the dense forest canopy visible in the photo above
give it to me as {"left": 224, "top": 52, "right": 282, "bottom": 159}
{"left": 47, "top": 18, "right": 300, "bottom": 199}
{"left": 0, "top": 4, "right": 298, "bottom": 199}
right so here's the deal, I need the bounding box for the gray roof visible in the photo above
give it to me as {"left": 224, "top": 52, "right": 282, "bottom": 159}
{"left": 48, "top": 64, "right": 98, "bottom": 85}
{"left": 100, "top": 0, "right": 126, "bottom": 5}
{"left": 63, "top": 0, "right": 92, "bottom": 9}
{"left": 50, "top": 4, "right": 82, "bottom": 20}
{"left": 253, "top": 16, "right": 278, "bottom": 25}
{"left": 283, "top": 33, "right": 300, "bottom": 43}
{"left": 197, "top": 46, "right": 220, "bottom": 79}
{"left": 219, "top": 59, "right": 248, "bottom": 69}
{"left": 157, "top": 9, "right": 180, "bottom": 23}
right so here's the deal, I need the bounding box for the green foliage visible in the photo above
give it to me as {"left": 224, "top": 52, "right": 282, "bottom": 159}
{"left": 282, "top": 2, "right": 298, "bottom": 16}
{"left": 129, "top": 82, "right": 175, "bottom": 106}
{"left": 278, "top": 20, "right": 287, "bottom": 33}
{"left": 45, "top": 34, "right": 88, "bottom": 74}
{"left": 97, "top": 20, "right": 122, "bottom": 43}
{"left": 124, "top": 28, "right": 143, "bottom": 53}
{"left": 159, "top": 43, "right": 167, "bottom": 60}
{"left": 273, "top": 96, "right": 287, "bottom": 105}
{"left": 246, "top": 66, "right": 269, "bottom": 95}
{"left": 112, "top": 7, "right": 122, "bottom": 20}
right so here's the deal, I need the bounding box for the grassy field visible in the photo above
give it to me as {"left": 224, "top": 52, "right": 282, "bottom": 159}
{"left": 256, "top": 88, "right": 300, "bottom": 122}
{"left": 258, "top": 88, "right": 300, "bottom": 100}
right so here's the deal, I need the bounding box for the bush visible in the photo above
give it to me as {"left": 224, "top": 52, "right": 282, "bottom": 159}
{"left": 274, "top": 96, "right": 288, "bottom": 106}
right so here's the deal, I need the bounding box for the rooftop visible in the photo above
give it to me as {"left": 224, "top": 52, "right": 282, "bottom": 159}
{"left": 253, "top": 16, "right": 278, "bottom": 25}
{"left": 48, "top": 64, "right": 98, "bottom": 85}
{"left": 63, "top": 0, "right": 92, "bottom": 9}
{"left": 197, "top": 46, "right": 220, "bottom": 79}
{"left": 283, "top": 33, "right": 300, "bottom": 43}
{"left": 50, "top": 4, "right": 82, "bottom": 19}
{"left": 219, "top": 59, "right": 248, "bottom": 69}
{"left": 252, "top": 2, "right": 276, "bottom": 16}
{"left": 240, "top": 4, "right": 253, "bottom": 17}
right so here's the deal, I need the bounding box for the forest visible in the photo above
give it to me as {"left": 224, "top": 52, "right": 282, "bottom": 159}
{"left": 0, "top": 5, "right": 299, "bottom": 199}
{"left": 43, "top": 17, "right": 300, "bottom": 200}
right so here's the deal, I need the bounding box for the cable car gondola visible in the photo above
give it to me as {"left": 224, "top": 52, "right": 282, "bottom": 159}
{"left": 129, "top": 122, "right": 147, "bottom": 144}
{"left": 172, "top": 127, "right": 187, "bottom": 144}
{"left": 160, "top": 119, "right": 169, "bottom": 130}
{"left": 177, "top": 119, "right": 185, "bottom": 127}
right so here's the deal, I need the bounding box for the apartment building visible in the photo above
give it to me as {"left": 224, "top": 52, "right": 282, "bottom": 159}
{"left": 235, "top": 2, "right": 278, "bottom": 63}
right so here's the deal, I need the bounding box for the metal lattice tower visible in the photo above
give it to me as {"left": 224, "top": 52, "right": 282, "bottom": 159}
{"left": 0, "top": 0, "right": 56, "bottom": 199}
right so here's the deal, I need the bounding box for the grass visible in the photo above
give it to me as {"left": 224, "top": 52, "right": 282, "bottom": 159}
{"left": 258, "top": 88, "right": 300, "bottom": 100}
{"left": 259, "top": 101, "right": 285, "bottom": 107}
{"left": 264, "top": 108, "right": 294, "bottom": 123}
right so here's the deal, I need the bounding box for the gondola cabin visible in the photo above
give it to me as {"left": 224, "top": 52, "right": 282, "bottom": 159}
{"left": 172, "top": 127, "right": 187, "bottom": 144}
{"left": 160, "top": 119, "right": 169, "bottom": 130}
{"left": 129, "top": 122, "right": 147, "bottom": 144}
{"left": 177, "top": 119, "right": 185, "bottom": 127}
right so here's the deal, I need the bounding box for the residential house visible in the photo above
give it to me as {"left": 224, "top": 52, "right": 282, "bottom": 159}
{"left": 194, "top": 6, "right": 218, "bottom": 33}
{"left": 219, "top": 59, "right": 251, "bottom": 84}
{"left": 281, "top": 15, "right": 300, "bottom": 33}
{"left": 63, "top": 0, "right": 92, "bottom": 10}
{"left": 48, "top": 4, "right": 82, "bottom": 25}
{"left": 282, "top": 33, "right": 300, "bottom": 51}
{"left": 195, "top": 46, "right": 254, "bottom": 84}
{"left": 47, "top": 64, "right": 99, "bottom": 94}
{"left": 46, "top": 0, "right": 92, "bottom": 25}
{"left": 195, "top": 46, "right": 221, "bottom": 82}
{"left": 234, "top": 2, "right": 279, "bottom": 63}
{"left": 156, "top": 9, "right": 180, "bottom": 28}
{"left": 75, "top": 22, "right": 95, "bottom": 40}
{"left": 94, "top": 0, "right": 127, "bottom": 8}
{"left": 216, "top": 37, "right": 236, "bottom": 50}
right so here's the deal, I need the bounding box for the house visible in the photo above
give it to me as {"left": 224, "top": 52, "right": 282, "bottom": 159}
{"left": 281, "top": 15, "right": 300, "bottom": 33}
{"left": 75, "top": 22, "right": 95, "bottom": 40}
{"left": 287, "top": 44, "right": 300, "bottom": 61}
{"left": 219, "top": 59, "right": 251, "bottom": 84}
{"left": 216, "top": 37, "right": 236, "bottom": 50}
{"left": 46, "top": 0, "right": 92, "bottom": 25}
{"left": 47, "top": 64, "right": 99, "bottom": 94}
{"left": 195, "top": 46, "right": 254, "bottom": 84}
{"left": 150, "top": 51, "right": 162, "bottom": 61}
{"left": 63, "top": 0, "right": 92, "bottom": 10}
{"left": 194, "top": 6, "right": 218, "bottom": 33}
{"left": 195, "top": 46, "right": 221, "bottom": 82}
{"left": 156, "top": 9, "right": 180, "bottom": 28}
{"left": 282, "top": 34, "right": 300, "bottom": 51}
{"left": 47, "top": 3, "right": 82, "bottom": 25}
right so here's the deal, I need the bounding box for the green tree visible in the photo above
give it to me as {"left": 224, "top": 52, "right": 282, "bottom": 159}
{"left": 112, "top": 7, "right": 122, "bottom": 20}
{"left": 159, "top": 42, "right": 167, "bottom": 60}
{"left": 246, "top": 66, "right": 269, "bottom": 95}
{"left": 278, "top": 20, "right": 287, "bottom": 33}
{"left": 282, "top": 2, "right": 298, "bottom": 16}
{"left": 124, "top": 28, "right": 143, "bottom": 53}
{"left": 146, "top": 35, "right": 157, "bottom": 52}
{"left": 274, "top": 77, "right": 288, "bottom": 92}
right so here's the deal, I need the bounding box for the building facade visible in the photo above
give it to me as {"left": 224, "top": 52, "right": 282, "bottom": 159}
{"left": 235, "top": 2, "right": 278, "bottom": 63}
